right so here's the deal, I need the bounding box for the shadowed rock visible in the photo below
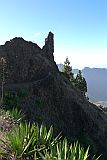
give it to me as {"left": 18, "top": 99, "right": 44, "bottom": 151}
{"left": 0, "top": 32, "right": 107, "bottom": 159}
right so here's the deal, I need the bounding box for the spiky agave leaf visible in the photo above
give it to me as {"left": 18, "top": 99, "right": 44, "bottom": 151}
{"left": 39, "top": 140, "right": 101, "bottom": 160}
{"left": 7, "top": 122, "right": 61, "bottom": 159}
{"left": 9, "top": 107, "right": 25, "bottom": 123}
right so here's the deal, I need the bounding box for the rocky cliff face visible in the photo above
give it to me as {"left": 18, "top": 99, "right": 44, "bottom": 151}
{"left": 0, "top": 32, "right": 57, "bottom": 83}
{"left": 0, "top": 32, "right": 107, "bottom": 159}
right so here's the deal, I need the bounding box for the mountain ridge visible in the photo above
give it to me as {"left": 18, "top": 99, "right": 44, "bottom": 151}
{"left": 0, "top": 33, "right": 107, "bottom": 158}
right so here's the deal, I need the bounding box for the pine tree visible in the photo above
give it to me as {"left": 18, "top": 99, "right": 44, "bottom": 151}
{"left": 63, "top": 57, "right": 74, "bottom": 81}
{"left": 82, "top": 77, "right": 87, "bottom": 93}
{"left": 75, "top": 70, "right": 87, "bottom": 95}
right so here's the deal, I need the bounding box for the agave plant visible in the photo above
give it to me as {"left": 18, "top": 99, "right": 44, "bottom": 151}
{"left": 39, "top": 139, "right": 101, "bottom": 160}
{"left": 0, "top": 115, "right": 101, "bottom": 160}
{"left": 8, "top": 107, "right": 25, "bottom": 123}
{"left": 7, "top": 122, "right": 61, "bottom": 159}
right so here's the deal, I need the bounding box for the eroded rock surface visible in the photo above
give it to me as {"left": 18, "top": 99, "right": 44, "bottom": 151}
{"left": 0, "top": 32, "right": 107, "bottom": 159}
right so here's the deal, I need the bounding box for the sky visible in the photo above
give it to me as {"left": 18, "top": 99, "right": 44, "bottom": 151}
{"left": 0, "top": 0, "right": 107, "bottom": 69}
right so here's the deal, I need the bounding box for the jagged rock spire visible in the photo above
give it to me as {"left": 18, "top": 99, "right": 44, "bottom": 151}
{"left": 42, "top": 32, "right": 54, "bottom": 61}
{"left": 45, "top": 32, "right": 54, "bottom": 54}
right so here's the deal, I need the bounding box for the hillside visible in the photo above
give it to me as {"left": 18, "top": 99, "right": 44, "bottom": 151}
{"left": 1, "top": 33, "right": 107, "bottom": 159}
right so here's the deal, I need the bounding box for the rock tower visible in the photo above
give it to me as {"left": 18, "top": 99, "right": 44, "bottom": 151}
{"left": 42, "top": 32, "right": 54, "bottom": 61}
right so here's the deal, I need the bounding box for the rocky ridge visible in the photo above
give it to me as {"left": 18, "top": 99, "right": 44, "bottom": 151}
{"left": 0, "top": 32, "right": 107, "bottom": 159}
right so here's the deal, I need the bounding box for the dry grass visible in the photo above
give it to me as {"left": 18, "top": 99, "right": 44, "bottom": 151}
{"left": 0, "top": 109, "right": 13, "bottom": 133}
{"left": 0, "top": 109, "right": 14, "bottom": 160}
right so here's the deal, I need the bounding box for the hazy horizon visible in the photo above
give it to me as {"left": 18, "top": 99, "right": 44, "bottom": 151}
{"left": 57, "top": 63, "right": 107, "bottom": 70}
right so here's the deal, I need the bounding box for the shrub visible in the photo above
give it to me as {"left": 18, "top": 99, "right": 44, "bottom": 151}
{"left": 4, "top": 91, "right": 21, "bottom": 110}
{"left": 0, "top": 122, "right": 101, "bottom": 160}
{"left": 39, "top": 139, "right": 101, "bottom": 160}
{"left": 6, "top": 123, "right": 61, "bottom": 159}
{"left": 4, "top": 89, "right": 28, "bottom": 110}
{"left": 8, "top": 107, "right": 25, "bottom": 123}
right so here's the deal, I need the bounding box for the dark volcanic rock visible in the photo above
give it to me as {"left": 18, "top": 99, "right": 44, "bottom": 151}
{"left": 0, "top": 32, "right": 57, "bottom": 83}
{"left": 0, "top": 32, "right": 107, "bottom": 159}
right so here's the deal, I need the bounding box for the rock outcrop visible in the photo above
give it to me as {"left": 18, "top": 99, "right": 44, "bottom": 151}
{"left": 0, "top": 32, "right": 57, "bottom": 83}
{"left": 0, "top": 32, "right": 107, "bottom": 159}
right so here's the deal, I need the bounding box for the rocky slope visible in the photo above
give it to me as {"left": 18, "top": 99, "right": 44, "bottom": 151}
{"left": 0, "top": 32, "right": 107, "bottom": 159}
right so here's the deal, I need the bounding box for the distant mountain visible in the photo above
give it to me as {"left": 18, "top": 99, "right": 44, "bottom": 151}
{"left": 82, "top": 67, "right": 107, "bottom": 102}
{"left": 57, "top": 64, "right": 107, "bottom": 103}
{"left": 57, "top": 63, "right": 64, "bottom": 71}
{"left": 95, "top": 101, "right": 107, "bottom": 108}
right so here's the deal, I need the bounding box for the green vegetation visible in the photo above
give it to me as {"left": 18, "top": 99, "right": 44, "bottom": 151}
{"left": 0, "top": 106, "right": 101, "bottom": 160}
{"left": 39, "top": 139, "right": 101, "bottom": 160}
{"left": 8, "top": 107, "right": 25, "bottom": 123}
{"left": 75, "top": 70, "right": 87, "bottom": 95}
{"left": 6, "top": 123, "right": 61, "bottom": 159}
{"left": 0, "top": 73, "right": 100, "bottom": 159}
{"left": 63, "top": 57, "right": 87, "bottom": 95}
{"left": 63, "top": 57, "right": 74, "bottom": 82}
{"left": 4, "top": 89, "right": 27, "bottom": 110}
{"left": 0, "top": 121, "right": 100, "bottom": 160}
